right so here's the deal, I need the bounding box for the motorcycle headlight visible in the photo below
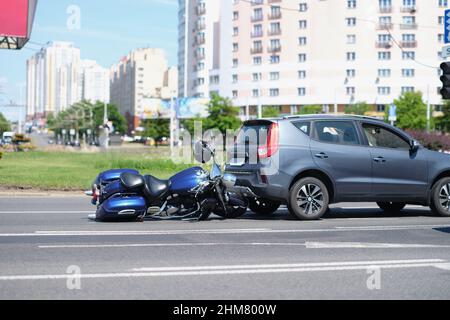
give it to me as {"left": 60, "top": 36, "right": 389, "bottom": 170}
{"left": 222, "top": 173, "right": 237, "bottom": 189}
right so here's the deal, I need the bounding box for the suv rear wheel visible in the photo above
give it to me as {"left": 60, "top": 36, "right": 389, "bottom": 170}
{"left": 377, "top": 202, "right": 406, "bottom": 213}
{"left": 249, "top": 198, "right": 280, "bottom": 215}
{"left": 288, "top": 177, "right": 329, "bottom": 220}
{"left": 430, "top": 177, "right": 450, "bottom": 217}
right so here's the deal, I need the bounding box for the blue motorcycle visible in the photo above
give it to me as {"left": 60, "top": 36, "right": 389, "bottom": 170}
{"left": 86, "top": 141, "right": 249, "bottom": 221}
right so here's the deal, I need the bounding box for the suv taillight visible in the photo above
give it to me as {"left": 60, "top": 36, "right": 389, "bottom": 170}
{"left": 257, "top": 123, "right": 279, "bottom": 159}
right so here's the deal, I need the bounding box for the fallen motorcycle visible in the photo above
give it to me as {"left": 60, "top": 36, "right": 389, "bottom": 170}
{"left": 86, "top": 141, "right": 249, "bottom": 221}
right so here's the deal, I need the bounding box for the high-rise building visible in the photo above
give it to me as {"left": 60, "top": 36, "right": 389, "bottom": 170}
{"left": 179, "top": 0, "right": 446, "bottom": 118}
{"left": 26, "top": 42, "right": 110, "bottom": 119}
{"left": 26, "top": 42, "right": 81, "bottom": 118}
{"left": 78, "top": 60, "right": 110, "bottom": 104}
{"left": 110, "top": 48, "right": 178, "bottom": 131}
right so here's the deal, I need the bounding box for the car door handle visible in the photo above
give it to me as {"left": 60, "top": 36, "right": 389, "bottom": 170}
{"left": 373, "top": 156, "right": 386, "bottom": 163}
{"left": 315, "top": 152, "right": 329, "bottom": 159}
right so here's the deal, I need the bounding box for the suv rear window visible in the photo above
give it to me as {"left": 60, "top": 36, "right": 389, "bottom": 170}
{"left": 292, "top": 121, "right": 310, "bottom": 136}
{"left": 236, "top": 123, "right": 269, "bottom": 146}
{"left": 314, "top": 121, "right": 359, "bottom": 145}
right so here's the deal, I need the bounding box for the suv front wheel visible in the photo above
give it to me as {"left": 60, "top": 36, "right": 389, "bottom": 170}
{"left": 288, "top": 177, "right": 329, "bottom": 220}
{"left": 430, "top": 177, "right": 450, "bottom": 217}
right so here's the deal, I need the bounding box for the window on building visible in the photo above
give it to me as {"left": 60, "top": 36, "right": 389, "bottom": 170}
{"left": 232, "top": 90, "right": 238, "bottom": 98}
{"left": 298, "top": 87, "right": 306, "bottom": 96}
{"left": 346, "top": 17, "right": 356, "bottom": 26}
{"left": 299, "top": 37, "right": 307, "bottom": 45}
{"left": 347, "top": 0, "right": 357, "bottom": 9}
{"left": 253, "top": 56, "right": 262, "bottom": 65}
{"left": 298, "top": 53, "right": 307, "bottom": 62}
{"left": 232, "top": 74, "right": 238, "bottom": 83}
{"left": 299, "top": 20, "right": 307, "bottom": 29}
{"left": 346, "top": 52, "right": 356, "bottom": 60}
{"left": 270, "top": 88, "right": 279, "bottom": 96}
{"left": 347, "top": 34, "right": 356, "bottom": 44}
{"left": 378, "top": 51, "right": 391, "bottom": 60}
{"left": 378, "top": 86, "right": 391, "bottom": 95}
{"left": 252, "top": 89, "right": 259, "bottom": 97}
{"left": 401, "top": 86, "right": 415, "bottom": 93}
{"left": 298, "top": 70, "right": 306, "bottom": 79}
{"left": 299, "top": 3, "right": 308, "bottom": 11}
{"left": 270, "top": 55, "right": 280, "bottom": 64}
{"left": 346, "top": 87, "right": 355, "bottom": 95}
{"left": 439, "top": 0, "right": 448, "bottom": 7}
{"left": 270, "top": 72, "right": 280, "bottom": 80}
{"left": 402, "top": 51, "right": 415, "bottom": 60}
{"left": 378, "top": 69, "right": 391, "bottom": 77}
{"left": 346, "top": 69, "right": 356, "bottom": 78}
{"left": 402, "top": 69, "right": 415, "bottom": 77}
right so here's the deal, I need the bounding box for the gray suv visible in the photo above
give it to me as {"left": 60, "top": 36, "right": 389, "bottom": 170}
{"left": 226, "top": 115, "right": 450, "bottom": 220}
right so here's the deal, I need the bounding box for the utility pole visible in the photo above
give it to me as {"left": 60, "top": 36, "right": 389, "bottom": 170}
{"left": 103, "top": 101, "right": 109, "bottom": 149}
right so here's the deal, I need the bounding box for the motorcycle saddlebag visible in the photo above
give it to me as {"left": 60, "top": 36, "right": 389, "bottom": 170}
{"left": 95, "top": 195, "right": 146, "bottom": 221}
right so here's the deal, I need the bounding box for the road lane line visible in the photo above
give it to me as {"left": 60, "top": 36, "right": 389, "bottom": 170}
{"left": 1, "top": 225, "right": 450, "bottom": 237}
{"left": 38, "top": 241, "right": 450, "bottom": 249}
{"left": 130, "top": 259, "right": 446, "bottom": 272}
{"left": 304, "top": 242, "right": 450, "bottom": 249}
{"left": 0, "top": 211, "right": 93, "bottom": 214}
{"left": 0, "top": 259, "right": 446, "bottom": 281}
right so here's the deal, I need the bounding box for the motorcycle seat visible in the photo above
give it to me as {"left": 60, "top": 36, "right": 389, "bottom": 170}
{"left": 120, "top": 172, "right": 145, "bottom": 189}
{"left": 143, "top": 175, "right": 171, "bottom": 199}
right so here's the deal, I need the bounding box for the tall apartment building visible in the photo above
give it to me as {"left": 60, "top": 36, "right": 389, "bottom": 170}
{"left": 78, "top": 60, "right": 110, "bottom": 104}
{"left": 110, "top": 48, "right": 178, "bottom": 131}
{"left": 27, "top": 42, "right": 111, "bottom": 119}
{"left": 179, "top": 0, "right": 448, "bottom": 118}
{"left": 27, "top": 42, "right": 81, "bottom": 118}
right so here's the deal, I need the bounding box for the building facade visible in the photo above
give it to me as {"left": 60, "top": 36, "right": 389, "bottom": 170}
{"left": 78, "top": 60, "right": 110, "bottom": 104}
{"left": 26, "top": 42, "right": 110, "bottom": 119}
{"left": 110, "top": 48, "right": 178, "bottom": 131}
{"left": 26, "top": 42, "right": 81, "bottom": 118}
{"left": 179, "top": 0, "right": 448, "bottom": 118}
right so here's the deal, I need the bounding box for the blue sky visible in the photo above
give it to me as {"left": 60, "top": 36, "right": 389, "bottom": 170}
{"left": 0, "top": 0, "right": 178, "bottom": 116}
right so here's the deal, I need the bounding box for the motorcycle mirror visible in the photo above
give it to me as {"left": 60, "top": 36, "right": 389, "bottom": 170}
{"left": 194, "top": 140, "right": 212, "bottom": 163}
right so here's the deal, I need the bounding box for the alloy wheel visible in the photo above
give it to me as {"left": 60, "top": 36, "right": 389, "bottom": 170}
{"left": 296, "top": 183, "right": 324, "bottom": 215}
{"left": 439, "top": 183, "right": 450, "bottom": 211}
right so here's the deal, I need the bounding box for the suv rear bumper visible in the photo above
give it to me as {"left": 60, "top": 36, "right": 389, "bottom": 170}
{"left": 225, "top": 167, "right": 289, "bottom": 203}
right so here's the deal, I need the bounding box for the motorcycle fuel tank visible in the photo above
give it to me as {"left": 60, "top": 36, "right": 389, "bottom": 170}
{"left": 169, "top": 167, "right": 208, "bottom": 194}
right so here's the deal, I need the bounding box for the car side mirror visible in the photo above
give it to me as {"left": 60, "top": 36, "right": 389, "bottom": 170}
{"left": 410, "top": 139, "right": 420, "bottom": 153}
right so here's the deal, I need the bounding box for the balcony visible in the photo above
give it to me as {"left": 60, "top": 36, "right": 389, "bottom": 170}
{"left": 401, "top": 6, "right": 417, "bottom": 13}
{"left": 251, "top": 0, "right": 264, "bottom": 5}
{"left": 375, "top": 42, "right": 392, "bottom": 49}
{"left": 400, "top": 23, "right": 418, "bottom": 30}
{"left": 400, "top": 41, "right": 417, "bottom": 48}
{"left": 196, "top": 37, "right": 205, "bottom": 45}
{"left": 379, "top": 6, "right": 392, "bottom": 13}
{"left": 196, "top": 22, "right": 205, "bottom": 31}
{"left": 268, "top": 46, "right": 281, "bottom": 53}
{"left": 251, "top": 31, "right": 263, "bottom": 38}
{"left": 268, "top": 12, "right": 282, "bottom": 20}
{"left": 268, "top": 29, "right": 281, "bottom": 36}
{"left": 250, "top": 47, "right": 263, "bottom": 54}
{"left": 376, "top": 22, "right": 393, "bottom": 30}
{"left": 251, "top": 15, "right": 263, "bottom": 22}
{"left": 196, "top": 6, "right": 205, "bottom": 15}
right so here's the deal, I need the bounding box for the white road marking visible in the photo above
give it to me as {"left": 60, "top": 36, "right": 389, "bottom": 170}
{"left": 0, "top": 259, "right": 446, "bottom": 281}
{"left": 38, "top": 241, "right": 450, "bottom": 249}
{"left": 1, "top": 224, "right": 449, "bottom": 237}
{"left": 305, "top": 242, "right": 450, "bottom": 249}
{"left": 434, "top": 263, "right": 450, "bottom": 271}
{"left": 0, "top": 211, "right": 93, "bottom": 214}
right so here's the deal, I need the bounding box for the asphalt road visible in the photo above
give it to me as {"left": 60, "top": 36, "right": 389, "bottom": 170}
{"left": 0, "top": 196, "right": 450, "bottom": 300}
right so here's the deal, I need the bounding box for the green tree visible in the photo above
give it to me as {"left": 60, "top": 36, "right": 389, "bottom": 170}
{"left": 92, "top": 101, "right": 127, "bottom": 134}
{"left": 436, "top": 100, "right": 450, "bottom": 132}
{"left": 297, "top": 105, "right": 322, "bottom": 115}
{"left": 183, "top": 93, "right": 241, "bottom": 135}
{"left": 345, "top": 102, "right": 370, "bottom": 115}
{"left": 262, "top": 106, "right": 281, "bottom": 118}
{"left": 0, "top": 112, "right": 11, "bottom": 134}
{"left": 386, "top": 91, "right": 430, "bottom": 130}
{"left": 142, "top": 116, "right": 170, "bottom": 145}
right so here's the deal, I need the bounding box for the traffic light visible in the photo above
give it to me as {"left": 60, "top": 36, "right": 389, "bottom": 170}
{"left": 440, "top": 62, "right": 450, "bottom": 99}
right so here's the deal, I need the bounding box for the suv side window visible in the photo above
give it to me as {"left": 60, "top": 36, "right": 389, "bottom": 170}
{"left": 292, "top": 121, "right": 310, "bottom": 136}
{"left": 362, "top": 123, "right": 410, "bottom": 149}
{"left": 314, "top": 121, "right": 359, "bottom": 145}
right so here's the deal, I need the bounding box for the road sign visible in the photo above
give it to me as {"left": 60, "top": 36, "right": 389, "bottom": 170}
{"left": 443, "top": 45, "right": 450, "bottom": 58}
{"left": 445, "top": 9, "right": 450, "bottom": 44}
{"left": 388, "top": 104, "right": 397, "bottom": 122}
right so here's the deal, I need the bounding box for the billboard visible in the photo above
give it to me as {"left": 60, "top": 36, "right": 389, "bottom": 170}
{"left": 0, "top": 0, "right": 38, "bottom": 49}
{"left": 140, "top": 98, "right": 209, "bottom": 120}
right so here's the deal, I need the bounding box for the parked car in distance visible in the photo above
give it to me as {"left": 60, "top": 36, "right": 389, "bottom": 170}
{"left": 226, "top": 115, "right": 450, "bottom": 220}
